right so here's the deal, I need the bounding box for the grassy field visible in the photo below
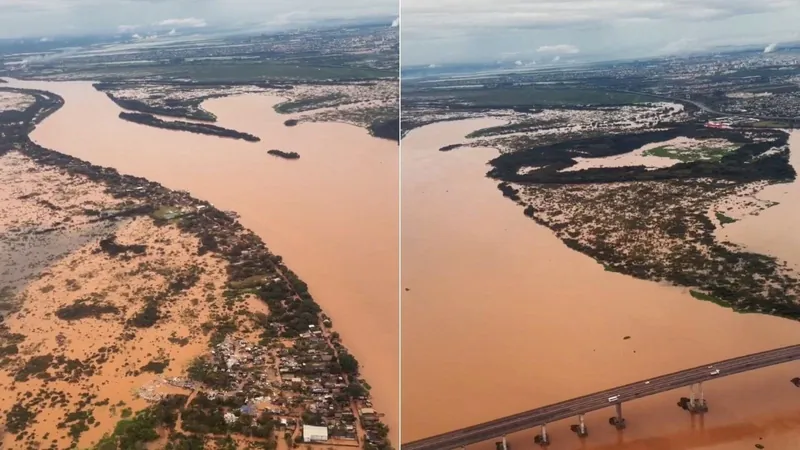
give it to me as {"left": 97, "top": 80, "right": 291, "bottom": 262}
{"left": 643, "top": 144, "right": 737, "bottom": 162}
{"left": 406, "top": 85, "right": 658, "bottom": 107}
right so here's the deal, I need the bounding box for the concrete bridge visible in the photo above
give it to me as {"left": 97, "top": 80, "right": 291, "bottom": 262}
{"left": 402, "top": 344, "right": 800, "bottom": 450}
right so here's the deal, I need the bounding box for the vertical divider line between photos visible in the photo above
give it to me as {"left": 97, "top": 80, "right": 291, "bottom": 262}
{"left": 396, "top": 0, "right": 403, "bottom": 447}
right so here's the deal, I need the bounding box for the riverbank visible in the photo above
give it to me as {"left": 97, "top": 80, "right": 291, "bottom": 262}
{"left": 402, "top": 118, "right": 800, "bottom": 450}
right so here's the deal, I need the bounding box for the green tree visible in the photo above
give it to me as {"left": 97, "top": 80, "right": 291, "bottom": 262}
{"left": 217, "top": 435, "right": 237, "bottom": 450}
{"left": 346, "top": 382, "right": 367, "bottom": 398}
{"left": 338, "top": 353, "right": 359, "bottom": 375}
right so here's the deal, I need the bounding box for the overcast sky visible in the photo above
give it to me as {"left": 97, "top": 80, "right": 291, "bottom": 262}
{"left": 0, "top": 0, "right": 397, "bottom": 39}
{"left": 402, "top": 0, "right": 800, "bottom": 66}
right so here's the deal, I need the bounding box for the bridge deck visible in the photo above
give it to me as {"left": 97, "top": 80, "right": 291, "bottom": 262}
{"left": 402, "top": 344, "right": 800, "bottom": 450}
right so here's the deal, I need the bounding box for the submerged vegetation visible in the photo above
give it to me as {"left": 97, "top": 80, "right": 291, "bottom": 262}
{"left": 274, "top": 93, "right": 346, "bottom": 114}
{"left": 494, "top": 125, "right": 800, "bottom": 319}
{"left": 55, "top": 297, "right": 120, "bottom": 321}
{"left": 715, "top": 211, "right": 737, "bottom": 225}
{"left": 369, "top": 117, "right": 400, "bottom": 142}
{"left": 100, "top": 90, "right": 217, "bottom": 122}
{"left": 93, "top": 396, "right": 185, "bottom": 449}
{"left": 488, "top": 126, "right": 793, "bottom": 185}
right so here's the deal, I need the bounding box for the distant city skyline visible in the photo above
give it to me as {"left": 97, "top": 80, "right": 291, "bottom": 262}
{"left": 0, "top": 0, "right": 397, "bottom": 39}
{"left": 402, "top": 0, "right": 800, "bottom": 66}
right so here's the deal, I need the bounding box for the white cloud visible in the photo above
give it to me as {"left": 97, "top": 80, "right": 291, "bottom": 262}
{"left": 391, "top": 17, "right": 399, "bottom": 27}
{"left": 264, "top": 11, "right": 302, "bottom": 27}
{"left": 552, "top": 55, "right": 561, "bottom": 62}
{"left": 0, "top": 0, "right": 397, "bottom": 38}
{"left": 658, "top": 37, "right": 698, "bottom": 55}
{"left": 157, "top": 17, "right": 206, "bottom": 28}
{"left": 402, "top": 0, "right": 800, "bottom": 65}
{"left": 536, "top": 44, "right": 579, "bottom": 54}
{"left": 403, "top": 0, "right": 798, "bottom": 31}
{"left": 117, "top": 24, "right": 139, "bottom": 32}
{"left": 167, "top": 28, "right": 177, "bottom": 36}
{"left": 764, "top": 42, "right": 778, "bottom": 53}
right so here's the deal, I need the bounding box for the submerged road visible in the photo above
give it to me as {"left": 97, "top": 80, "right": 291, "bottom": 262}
{"left": 403, "top": 344, "right": 800, "bottom": 450}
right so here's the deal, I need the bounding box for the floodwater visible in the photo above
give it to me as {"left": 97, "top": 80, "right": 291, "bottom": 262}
{"left": 718, "top": 132, "right": 800, "bottom": 270}
{"left": 3, "top": 79, "right": 399, "bottom": 442}
{"left": 401, "top": 119, "right": 800, "bottom": 449}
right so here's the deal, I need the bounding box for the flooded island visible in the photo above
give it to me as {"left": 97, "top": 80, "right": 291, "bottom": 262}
{"left": 117, "top": 112, "right": 262, "bottom": 142}
{"left": 0, "top": 19, "right": 397, "bottom": 450}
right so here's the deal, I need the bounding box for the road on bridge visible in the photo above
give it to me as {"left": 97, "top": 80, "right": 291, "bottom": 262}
{"left": 403, "top": 344, "right": 800, "bottom": 450}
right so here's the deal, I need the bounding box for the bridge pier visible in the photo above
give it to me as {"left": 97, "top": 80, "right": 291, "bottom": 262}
{"left": 609, "top": 402, "right": 627, "bottom": 429}
{"left": 571, "top": 414, "right": 589, "bottom": 437}
{"left": 577, "top": 414, "right": 588, "bottom": 437}
{"left": 533, "top": 424, "right": 551, "bottom": 446}
{"left": 687, "top": 383, "right": 708, "bottom": 414}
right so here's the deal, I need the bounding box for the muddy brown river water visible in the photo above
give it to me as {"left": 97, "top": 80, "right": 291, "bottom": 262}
{"left": 4, "top": 79, "right": 399, "bottom": 443}
{"left": 401, "top": 119, "right": 800, "bottom": 449}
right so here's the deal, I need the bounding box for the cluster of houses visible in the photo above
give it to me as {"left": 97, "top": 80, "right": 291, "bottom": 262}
{"left": 279, "top": 328, "right": 362, "bottom": 443}
{"left": 196, "top": 327, "right": 389, "bottom": 447}
{"left": 278, "top": 327, "right": 390, "bottom": 448}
